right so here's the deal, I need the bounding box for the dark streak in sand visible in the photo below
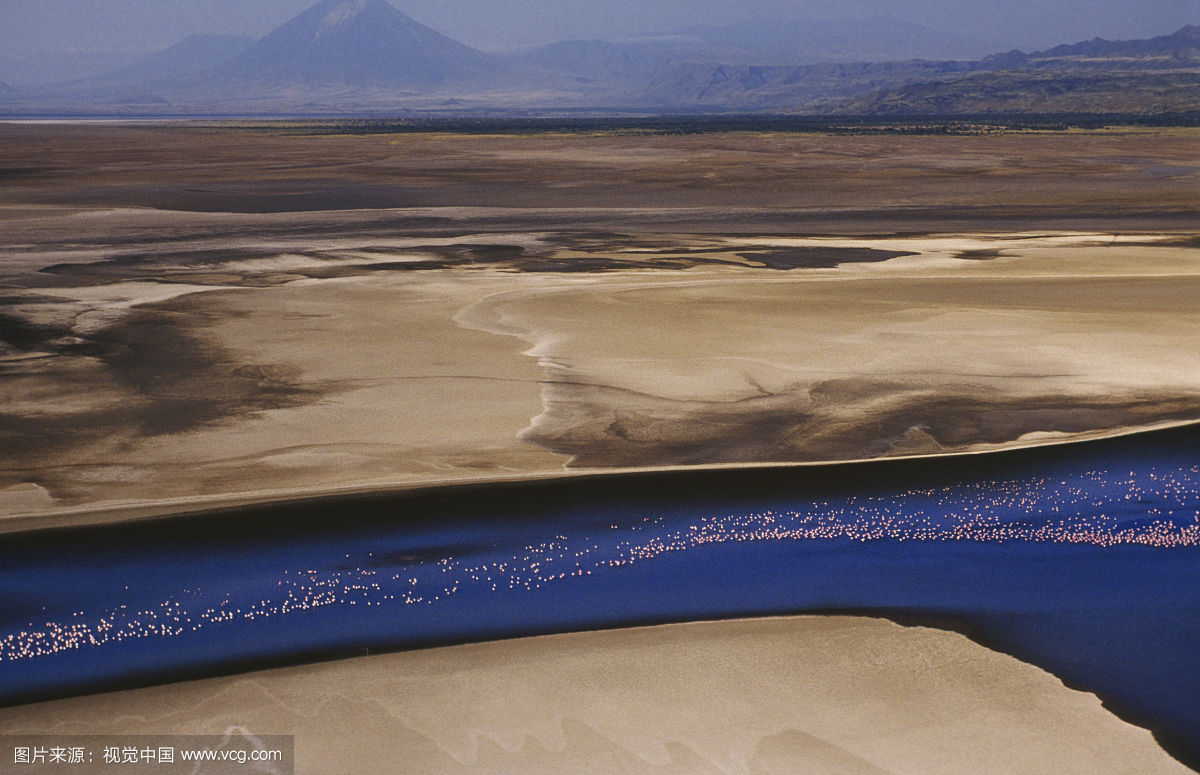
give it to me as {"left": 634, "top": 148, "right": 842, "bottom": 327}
{"left": 955, "top": 248, "right": 1005, "bottom": 260}
{"left": 89, "top": 310, "right": 304, "bottom": 436}
{"left": 361, "top": 242, "right": 919, "bottom": 273}
{"left": 0, "top": 313, "right": 59, "bottom": 352}
{"left": 735, "top": 246, "right": 917, "bottom": 269}
{"left": 0, "top": 303, "right": 319, "bottom": 463}
{"left": 523, "top": 378, "right": 1200, "bottom": 466}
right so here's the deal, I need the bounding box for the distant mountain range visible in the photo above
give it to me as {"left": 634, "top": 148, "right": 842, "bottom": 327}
{"left": 823, "top": 25, "right": 1200, "bottom": 115}
{"left": 0, "top": 50, "right": 146, "bottom": 88}
{"left": 114, "top": 35, "right": 257, "bottom": 82}
{"left": 832, "top": 70, "right": 1200, "bottom": 115}
{"left": 1026, "top": 23, "right": 1200, "bottom": 61}
{"left": 1, "top": 0, "right": 1196, "bottom": 116}
{"left": 647, "top": 17, "right": 993, "bottom": 64}
{"left": 515, "top": 16, "right": 991, "bottom": 85}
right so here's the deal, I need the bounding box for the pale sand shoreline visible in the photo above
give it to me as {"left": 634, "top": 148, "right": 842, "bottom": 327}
{"left": 1, "top": 142, "right": 1197, "bottom": 527}
{"left": 3, "top": 227, "right": 1199, "bottom": 532}
{"left": 0, "top": 615, "right": 1187, "bottom": 774}
{"left": 3, "top": 227, "right": 1200, "bottom": 528}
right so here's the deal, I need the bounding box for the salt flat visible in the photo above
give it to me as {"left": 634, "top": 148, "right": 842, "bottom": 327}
{"left": 1, "top": 125, "right": 1198, "bottom": 526}
{"left": 2, "top": 217, "right": 1197, "bottom": 524}
{"left": 0, "top": 616, "right": 1186, "bottom": 775}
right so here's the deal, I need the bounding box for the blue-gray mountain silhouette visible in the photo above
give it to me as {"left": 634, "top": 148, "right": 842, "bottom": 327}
{"left": 129, "top": 35, "right": 256, "bottom": 81}
{"left": 1035, "top": 23, "right": 1200, "bottom": 60}
{"left": 1, "top": 2, "right": 1195, "bottom": 116}
{"left": 217, "top": 0, "right": 501, "bottom": 89}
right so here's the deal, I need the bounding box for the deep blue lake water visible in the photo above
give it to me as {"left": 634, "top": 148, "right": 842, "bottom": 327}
{"left": 1, "top": 426, "right": 1198, "bottom": 767}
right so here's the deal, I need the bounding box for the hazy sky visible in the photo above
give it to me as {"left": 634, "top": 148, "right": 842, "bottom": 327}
{"left": 2, "top": 0, "right": 1197, "bottom": 55}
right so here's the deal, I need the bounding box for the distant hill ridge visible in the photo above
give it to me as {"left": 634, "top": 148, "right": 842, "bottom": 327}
{"left": 826, "top": 25, "right": 1200, "bottom": 115}
{"left": 976, "top": 24, "right": 1200, "bottom": 70}
{"left": 63, "top": 34, "right": 257, "bottom": 92}
{"left": 640, "top": 24, "right": 1200, "bottom": 111}
{"left": 1035, "top": 24, "right": 1200, "bottom": 59}
{"left": 656, "top": 16, "right": 992, "bottom": 63}
{"left": 132, "top": 35, "right": 256, "bottom": 80}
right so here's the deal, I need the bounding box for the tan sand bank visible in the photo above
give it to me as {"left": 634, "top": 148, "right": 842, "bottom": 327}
{"left": 1, "top": 125, "right": 1198, "bottom": 524}
{"left": 2, "top": 227, "right": 1199, "bottom": 525}
{"left": 0, "top": 616, "right": 1186, "bottom": 774}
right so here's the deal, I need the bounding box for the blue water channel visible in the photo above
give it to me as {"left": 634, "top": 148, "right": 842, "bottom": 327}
{"left": 2, "top": 425, "right": 1199, "bottom": 766}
